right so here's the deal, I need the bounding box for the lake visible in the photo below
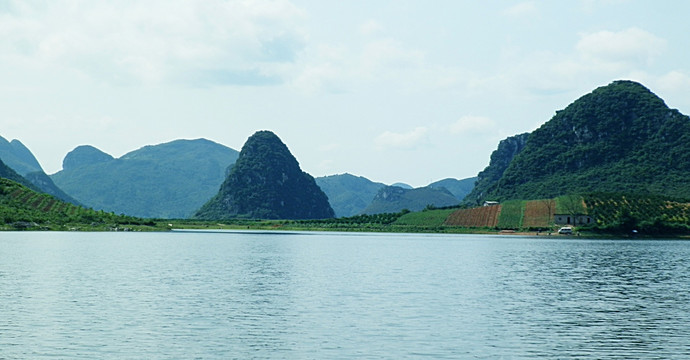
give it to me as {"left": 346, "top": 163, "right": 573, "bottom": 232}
{"left": 1, "top": 231, "right": 689, "bottom": 359}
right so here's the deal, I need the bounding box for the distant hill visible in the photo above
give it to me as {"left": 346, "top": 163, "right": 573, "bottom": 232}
{"left": 194, "top": 131, "right": 334, "bottom": 220}
{"left": 361, "top": 185, "right": 460, "bottom": 215}
{"left": 0, "top": 135, "right": 80, "bottom": 204}
{"left": 0, "top": 137, "right": 43, "bottom": 175}
{"left": 0, "top": 157, "right": 38, "bottom": 191}
{"left": 428, "top": 177, "right": 477, "bottom": 200}
{"left": 391, "top": 182, "right": 413, "bottom": 189}
{"left": 61, "top": 145, "right": 114, "bottom": 170}
{"left": 315, "top": 173, "right": 386, "bottom": 217}
{"left": 315, "top": 175, "right": 476, "bottom": 217}
{"left": 469, "top": 80, "right": 690, "bottom": 202}
{"left": 51, "top": 139, "right": 239, "bottom": 218}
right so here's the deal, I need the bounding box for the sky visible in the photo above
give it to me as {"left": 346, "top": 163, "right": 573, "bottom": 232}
{"left": 1, "top": 0, "right": 689, "bottom": 187}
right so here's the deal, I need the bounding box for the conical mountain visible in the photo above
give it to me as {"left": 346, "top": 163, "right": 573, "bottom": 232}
{"left": 194, "top": 131, "right": 335, "bottom": 220}
{"left": 476, "top": 80, "right": 690, "bottom": 202}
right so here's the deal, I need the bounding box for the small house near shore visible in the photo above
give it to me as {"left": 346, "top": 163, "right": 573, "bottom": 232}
{"left": 554, "top": 214, "right": 592, "bottom": 226}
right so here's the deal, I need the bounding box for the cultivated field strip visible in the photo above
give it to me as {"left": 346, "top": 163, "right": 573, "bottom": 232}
{"left": 444, "top": 205, "right": 501, "bottom": 227}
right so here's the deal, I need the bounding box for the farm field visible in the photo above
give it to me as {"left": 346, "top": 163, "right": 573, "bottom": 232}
{"left": 444, "top": 199, "right": 559, "bottom": 229}
{"left": 444, "top": 205, "right": 501, "bottom": 227}
{"left": 522, "top": 199, "right": 555, "bottom": 228}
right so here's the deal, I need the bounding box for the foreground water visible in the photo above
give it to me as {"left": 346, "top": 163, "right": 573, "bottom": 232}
{"left": 1, "top": 231, "right": 689, "bottom": 359}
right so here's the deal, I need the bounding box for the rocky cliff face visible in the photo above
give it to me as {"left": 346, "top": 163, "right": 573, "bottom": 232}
{"left": 463, "top": 132, "right": 530, "bottom": 205}
{"left": 194, "top": 131, "right": 335, "bottom": 220}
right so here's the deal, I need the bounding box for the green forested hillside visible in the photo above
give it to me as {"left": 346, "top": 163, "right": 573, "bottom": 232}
{"left": 24, "top": 171, "right": 81, "bottom": 205}
{"left": 51, "top": 139, "right": 239, "bottom": 218}
{"left": 473, "top": 80, "right": 690, "bottom": 202}
{"left": 194, "top": 131, "right": 334, "bottom": 220}
{"left": 0, "top": 178, "right": 155, "bottom": 230}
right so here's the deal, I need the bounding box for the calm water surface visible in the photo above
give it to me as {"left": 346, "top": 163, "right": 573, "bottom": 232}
{"left": 1, "top": 231, "right": 689, "bottom": 359}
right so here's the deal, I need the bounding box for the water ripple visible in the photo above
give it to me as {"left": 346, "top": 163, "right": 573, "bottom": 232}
{"left": 1, "top": 233, "right": 690, "bottom": 358}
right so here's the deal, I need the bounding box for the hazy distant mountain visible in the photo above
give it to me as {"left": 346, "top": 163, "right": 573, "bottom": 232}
{"left": 0, "top": 137, "right": 42, "bottom": 176}
{"left": 361, "top": 185, "right": 460, "bottom": 215}
{"left": 0, "top": 157, "right": 38, "bottom": 191}
{"left": 428, "top": 177, "right": 477, "bottom": 200}
{"left": 470, "top": 80, "right": 690, "bottom": 202}
{"left": 315, "top": 173, "right": 386, "bottom": 217}
{"left": 195, "top": 131, "right": 334, "bottom": 220}
{"left": 0, "top": 135, "right": 81, "bottom": 204}
{"left": 61, "top": 145, "right": 114, "bottom": 170}
{"left": 391, "top": 182, "right": 413, "bottom": 189}
{"left": 315, "top": 175, "right": 476, "bottom": 217}
{"left": 51, "top": 139, "right": 239, "bottom": 218}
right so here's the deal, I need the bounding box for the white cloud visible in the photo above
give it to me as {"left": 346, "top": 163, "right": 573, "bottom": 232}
{"left": 0, "top": 0, "right": 306, "bottom": 86}
{"left": 359, "top": 20, "right": 383, "bottom": 36}
{"left": 656, "top": 70, "right": 690, "bottom": 92}
{"left": 293, "top": 36, "right": 434, "bottom": 95}
{"left": 374, "top": 127, "right": 428, "bottom": 149}
{"left": 450, "top": 116, "right": 496, "bottom": 135}
{"left": 502, "top": 1, "right": 539, "bottom": 19}
{"left": 576, "top": 27, "right": 666, "bottom": 66}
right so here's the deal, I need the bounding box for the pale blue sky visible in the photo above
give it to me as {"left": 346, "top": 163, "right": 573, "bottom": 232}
{"left": 1, "top": 0, "right": 689, "bottom": 187}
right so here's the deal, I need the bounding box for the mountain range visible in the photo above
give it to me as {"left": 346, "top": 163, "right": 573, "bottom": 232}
{"left": 0, "top": 135, "right": 476, "bottom": 219}
{"left": 316, "top": 174, "right": 476, "bottom": 217}
{"left": 3, "top": 79, "right": 688, "bottom": 222}
{"left": 50, "top": 139, "right": 239, "bottom": 218}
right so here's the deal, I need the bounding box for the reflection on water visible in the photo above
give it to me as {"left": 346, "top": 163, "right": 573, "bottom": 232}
{"left": 1, "top": 232, "right": 689, "bottom": 359}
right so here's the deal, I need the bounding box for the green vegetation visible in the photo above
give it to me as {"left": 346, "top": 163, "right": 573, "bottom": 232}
{"left": 395, "top": 208, "right": 457, "bottom": 227}
{"left": 0, "top": 178, "right": 160, "bottom": 231}
{"left": 470, "top": 81, "right": 690, "bottom": 203}
{"left": 496, "top": 200, "right": 525, "bottom": 228}
{"left": 555, "top": 195, "right": 586, "bottom": 214}
{"left": 583, "top": 193, "right": 690, "bottom": 235}
{"left": 194, "top": 131, "right": 334, "bottom": 220}
{"left": 51, "top": 139, "right": 239, "bottom": 218}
